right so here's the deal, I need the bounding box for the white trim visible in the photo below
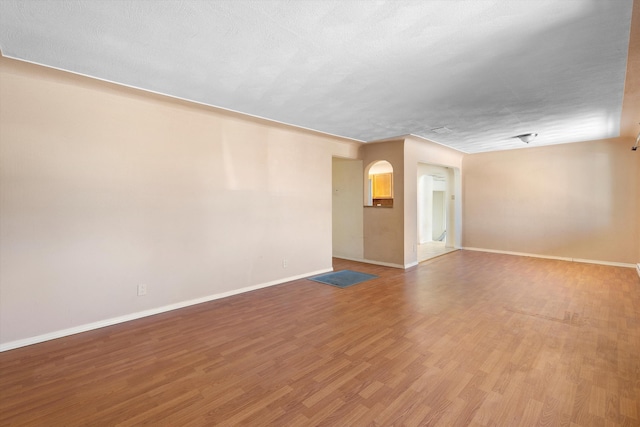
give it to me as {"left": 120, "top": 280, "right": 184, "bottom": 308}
{"left": 1, "top": 55, "right": 363, "bottom": 145}
{"left": 0, "top": 268, "right": 332, "bottom": 353}
{"left": 463, "top": 247, "right": 636, "bottom": 268}
{"left": 464, "top": 247, "right": 572, "bottom": 262}
{"left": 636, "top": 263, "right": 640, "bottom": 279}
{"left": 571, "top": 258, "right": 636, "bottom": 268}
{"left": 332, "top": 256, "right": 407, "bottom": 269}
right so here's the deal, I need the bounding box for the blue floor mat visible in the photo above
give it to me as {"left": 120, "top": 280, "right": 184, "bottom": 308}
{"left": 309, "top": 270, "right": 378, "bottom": 288}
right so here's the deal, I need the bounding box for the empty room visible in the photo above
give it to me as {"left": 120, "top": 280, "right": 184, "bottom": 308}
{"left": 1, "top": 1, "right": 639, "bottom": 425}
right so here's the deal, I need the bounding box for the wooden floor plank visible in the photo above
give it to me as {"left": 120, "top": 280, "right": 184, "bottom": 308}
{"left": 1, "top": 251, "right": 639, "bottom": 426}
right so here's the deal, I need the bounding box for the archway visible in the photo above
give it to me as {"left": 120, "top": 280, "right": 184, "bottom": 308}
{"left": 364, "top": 160, "right": 393, "bottom": 207}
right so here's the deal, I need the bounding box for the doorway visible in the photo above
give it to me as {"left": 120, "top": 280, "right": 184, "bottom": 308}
{"left": 417, "top": 164, "right": 457, "bottom": 262}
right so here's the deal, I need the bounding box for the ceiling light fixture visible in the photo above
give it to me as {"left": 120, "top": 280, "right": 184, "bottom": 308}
{"left": 514, "top": 133, "right": 538, "bottom": 143}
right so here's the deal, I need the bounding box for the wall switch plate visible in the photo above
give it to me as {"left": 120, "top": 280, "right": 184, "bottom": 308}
{"left": 137, "top": 284, "right": 147, "bottom": 296}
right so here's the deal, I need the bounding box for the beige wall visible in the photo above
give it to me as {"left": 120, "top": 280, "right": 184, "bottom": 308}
{"left": 462, "top": 138, "right": 639, "bottom": 265}
{"left": 362, "top": 140, "right": 405, "bottom": 266}
{"left": 357, "top": 136, "right": 464, "bottom": 268}
{"left": 621, "top": 0, "right": 640, "bottom": 140}
{"left": 0, "top": 56, "right": 359, "bottom": 348}
{"left": 332, "top": 158, "right": 363, "bottom": 260}
{"left": 626, "top": 1, "right": 640, "bottom": 266}
{"left": 623, "top": 0, "right": 640, "bottom": 266}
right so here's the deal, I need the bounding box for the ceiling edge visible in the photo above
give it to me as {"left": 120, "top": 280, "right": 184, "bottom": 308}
{"left": 0, "top": 52, "right": 365, "bottom": 146}
{"left": 405, "top": 134, "right": 470, "bottom": 155}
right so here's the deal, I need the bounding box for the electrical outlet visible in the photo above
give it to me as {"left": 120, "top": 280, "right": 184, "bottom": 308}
{"left": 137, "top": 284, "right": 147, "bottom": 296}
{"left": 282, "top": 259, "right": 288, "bottom": 268}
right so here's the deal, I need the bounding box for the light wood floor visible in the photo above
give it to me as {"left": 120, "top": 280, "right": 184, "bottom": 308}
{"left": 418, "top": 241, "right": 458, "bottom": 262}
{"left": 1, "top": 251, "right": 639, "bottom": 426}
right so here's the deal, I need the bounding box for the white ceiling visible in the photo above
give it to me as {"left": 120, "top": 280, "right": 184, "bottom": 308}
{"left": 0, "top": 0, "right": 634, "bottom": 153}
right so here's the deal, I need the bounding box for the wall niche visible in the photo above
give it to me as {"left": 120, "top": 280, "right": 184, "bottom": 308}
{"left": 365, "top": 160, "right": 393, "bottom": 208}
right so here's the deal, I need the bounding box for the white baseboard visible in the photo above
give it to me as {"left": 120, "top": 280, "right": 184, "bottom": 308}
{"left": 571, "top": 258, "right": 636, "bottom": 268}
{"left": 463, "top": 247, "right": 636, "bottom": 268}
{"left": 0, "top": 268, "right": 332, "bottom": 353}
{"left": 636, "top": 263, "right": 640, "bottom": 279}
{"left": 332, "top": 255, "right": 409, "bottom": 269}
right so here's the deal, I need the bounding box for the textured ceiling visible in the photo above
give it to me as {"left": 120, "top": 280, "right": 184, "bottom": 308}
{"left": 0, "top": 0, "right": 634, "bottom": 153}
